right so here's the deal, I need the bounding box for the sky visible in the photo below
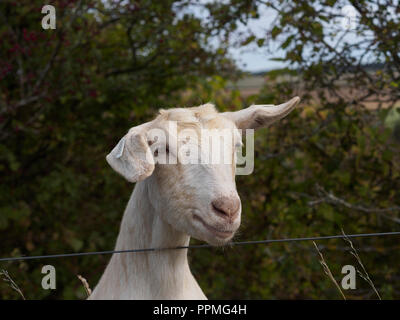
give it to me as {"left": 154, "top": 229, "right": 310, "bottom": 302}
{"left": 180, "top": 1, "right": 287, "bottom": 73}
{"left": 182, "top": 1, "right": 370, "bottom": 73}
{"left": 230, "top": 47, "right": 286, "bottom": 73}
{"left": 228, "top": 3, "right": 369, "bottom": 72}
{"left": 227, "top": 5, "right": 287, "bottom": 72}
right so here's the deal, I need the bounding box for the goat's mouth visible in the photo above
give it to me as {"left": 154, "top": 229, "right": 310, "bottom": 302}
{"left": 192, "top": 214, "right": 235, "bottom": 239}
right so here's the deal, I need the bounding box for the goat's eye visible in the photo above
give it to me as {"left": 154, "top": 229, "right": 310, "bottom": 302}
{"left": 235, "top": 142, "right": 243, "bottom": 149}
{"left": 154, "top": 145, "right": 169, "bottom": 157}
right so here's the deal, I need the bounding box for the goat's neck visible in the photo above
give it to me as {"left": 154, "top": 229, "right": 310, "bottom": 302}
{"left": 94, "top": 180, "right": 204, "bottom": 299}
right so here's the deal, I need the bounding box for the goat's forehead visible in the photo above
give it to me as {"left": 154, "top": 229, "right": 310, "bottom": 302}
{"left": 155, "top": 104, "right": 236, "bottom": 130}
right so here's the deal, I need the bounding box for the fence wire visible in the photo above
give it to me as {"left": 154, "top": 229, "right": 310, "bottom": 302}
{"left": 1, "top": 231, "right": 399, "bottom": 263}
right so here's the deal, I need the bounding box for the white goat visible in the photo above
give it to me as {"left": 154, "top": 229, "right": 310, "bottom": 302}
{"left": 89, "top": 97, "right": 300, "bottom": 300}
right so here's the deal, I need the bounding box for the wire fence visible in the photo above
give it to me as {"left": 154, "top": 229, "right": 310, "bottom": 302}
{"left": 1, "top": 231, "right": 400, "bottom": 263}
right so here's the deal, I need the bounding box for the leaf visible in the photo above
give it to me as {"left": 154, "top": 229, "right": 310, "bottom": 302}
{"left": 281, "top": 35, "right": 295, "bottom": 49}
{"left": 271, "top": 26, "right": 281, "bottom": 38}
{"left": 68, "top": 238, "right": 84, "bottom": 252}
{"left": 241, "top": 35, "right": 256, "bottom": 46}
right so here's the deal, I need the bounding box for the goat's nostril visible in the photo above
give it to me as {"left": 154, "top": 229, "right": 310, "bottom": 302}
{"left": 211, "top": 196, "right": 240, "bottom": 219}
{"left": 212, "top": 202, "right": 227, "bottom": 216}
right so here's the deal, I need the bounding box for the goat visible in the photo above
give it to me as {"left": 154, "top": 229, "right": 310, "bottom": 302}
{"left": 89, "top": 97, "right": 300, "bottom": 299}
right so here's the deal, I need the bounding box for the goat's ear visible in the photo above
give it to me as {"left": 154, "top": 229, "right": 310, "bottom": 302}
{"left": 222, "top": 96, "right": 300, "bottom": 130}
{"left": 106, "top": 123, "right": 155, "bottom": 183}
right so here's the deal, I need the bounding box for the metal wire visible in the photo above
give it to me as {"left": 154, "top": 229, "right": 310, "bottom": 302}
{"left": 1, "top": 231, "right": 399, "bottom": 263}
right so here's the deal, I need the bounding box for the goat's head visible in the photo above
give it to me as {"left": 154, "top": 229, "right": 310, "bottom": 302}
{"left": 106, "top": 97, "right": 300, "bottom": 245}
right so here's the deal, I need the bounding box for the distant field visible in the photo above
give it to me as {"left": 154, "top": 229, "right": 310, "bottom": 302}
{"left": 228, "top": 74, "right": 399, "bottom": 109}
{"left": 226, "top": 75, "right": 266, "bottom": 96}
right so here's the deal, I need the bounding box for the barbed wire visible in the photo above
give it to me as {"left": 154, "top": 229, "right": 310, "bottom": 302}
{"left": 1, "top": 231, "right": 399, "bottom": 263}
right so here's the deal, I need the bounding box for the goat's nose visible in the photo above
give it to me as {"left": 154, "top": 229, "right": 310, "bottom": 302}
{"left": 211, "top": 196, "right": 240, "bottom": 219}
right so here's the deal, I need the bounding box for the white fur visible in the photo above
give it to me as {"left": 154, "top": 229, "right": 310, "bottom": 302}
{"left": 90, "top": 98, "right": 300, "bottom": 300}
{"left": 89, "top": 180, "right": 206, "bottom": 299}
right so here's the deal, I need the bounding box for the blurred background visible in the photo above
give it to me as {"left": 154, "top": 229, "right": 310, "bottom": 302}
{"left": 0, "top": 0, "right": 399, "bottom": 299}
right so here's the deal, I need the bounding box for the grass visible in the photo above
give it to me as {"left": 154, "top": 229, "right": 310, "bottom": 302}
{"left": 0, "top": 269, "right": 25, "bottom": 300}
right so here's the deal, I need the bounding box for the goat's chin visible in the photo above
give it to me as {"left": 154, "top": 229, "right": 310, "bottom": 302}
{"left": 187, "top": 214, "right": 240, "bottom": 246}
{"left": 190, "top": 228, "right": 236, "bottom": 246}
{"left": 205, "top": 234, "right": 234, "bottom": 246}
